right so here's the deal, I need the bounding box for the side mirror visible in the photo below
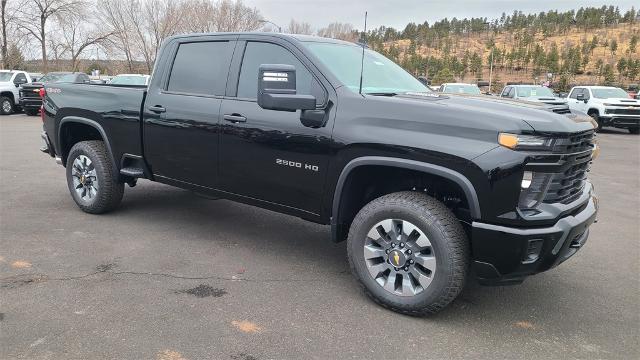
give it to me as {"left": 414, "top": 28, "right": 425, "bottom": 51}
{"left": 14, "top": 78, "right": 27, "bottom": 87}
{"left": 258, "top": 64, "right": 316, "bottom": 112}
{"left": 576, "top": 93, "right": 585, "bottom": 101}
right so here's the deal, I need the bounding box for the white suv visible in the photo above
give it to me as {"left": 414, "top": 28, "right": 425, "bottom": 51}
{"left": 0, "top": 70, "right": 32, "bottom": 115}
{"left": 568, "top": 86, "right": 640, "bottom": 134}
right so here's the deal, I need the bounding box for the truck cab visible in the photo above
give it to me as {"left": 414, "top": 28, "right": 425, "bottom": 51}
{"left": 568, "top": 86, "right": 640, "bottom": 134}
{"left": 0, "top": 70, "right": 32, "bottom": 115}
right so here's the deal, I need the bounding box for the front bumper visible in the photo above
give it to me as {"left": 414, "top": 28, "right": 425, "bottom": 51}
{"left": 19, "top": 97, "right": 42, "bottom": 110}
{"left": 600, "top": 114, "right": 640, "bottom": 128}
{"left": 471, "top": 191, "right": 598, "bottom": 285}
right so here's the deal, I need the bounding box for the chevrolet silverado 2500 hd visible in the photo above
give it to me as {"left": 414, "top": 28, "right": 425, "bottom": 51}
{"left": 40, "top": 33, "right": 598, "bottom": 315}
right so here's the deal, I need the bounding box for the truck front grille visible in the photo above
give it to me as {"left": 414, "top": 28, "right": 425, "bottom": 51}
{"left": 543, "top": 130, "right": 595, "bottom": 205}
{"left": 606, "top": 108, "right": 640, "bottom": 116}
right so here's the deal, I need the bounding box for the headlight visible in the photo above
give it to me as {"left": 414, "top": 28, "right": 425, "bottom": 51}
{"left": 518, "top": 171, "right": 552, "bottom": 209}
{"left": 498, "top": 133, "right": 554, "bottom": 151}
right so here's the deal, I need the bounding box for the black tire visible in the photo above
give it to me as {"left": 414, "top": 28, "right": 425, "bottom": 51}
{"left": 24, "top": 108, "right": 39, "bottom": 116}
{"left": 347, "top": 191, "right": 469, "bottom": 316}
{"left": 589, "top": 112, "right": 602, "bottom": 132}
{"left": 0, "top": 96, "right": 14, "bottom": 115}
{"left": 66, "top": 140, "right": 124, "bottom": 214}
{"left": 628, "top": 128, "right": 639, "bottom": 135}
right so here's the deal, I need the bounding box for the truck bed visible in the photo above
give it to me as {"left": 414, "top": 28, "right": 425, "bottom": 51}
{"left": 43, "top": 83, "right": 147, "bottom": 166}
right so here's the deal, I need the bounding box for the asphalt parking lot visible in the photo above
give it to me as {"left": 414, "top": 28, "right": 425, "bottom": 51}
{"left": 1, "top": 113, "right": 639, "bottom": 359}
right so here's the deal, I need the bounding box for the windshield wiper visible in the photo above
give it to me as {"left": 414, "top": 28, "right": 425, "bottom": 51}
{"left": 365, "top": 92, "right": 398, "bottom": 96}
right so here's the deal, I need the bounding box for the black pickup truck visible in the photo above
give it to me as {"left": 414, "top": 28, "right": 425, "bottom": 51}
{"left": 40, "top": 33, "right": 598, "bottom": 315}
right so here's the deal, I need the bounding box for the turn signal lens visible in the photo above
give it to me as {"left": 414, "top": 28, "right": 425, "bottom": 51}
{"left": 498, "top": 133, "right": 518, "bottom": 149}
{"left": 39, "top": 88, "right": 46, "bottom": 98}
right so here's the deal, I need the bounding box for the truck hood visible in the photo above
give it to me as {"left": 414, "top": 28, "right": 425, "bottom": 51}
{"left": 382, "top": 92, "right": 594, "bottom": 134}
{"left": 595, "top": 97, "right": 640, "bottom": 105}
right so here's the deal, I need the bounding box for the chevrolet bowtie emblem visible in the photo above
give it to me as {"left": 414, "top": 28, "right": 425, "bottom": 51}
{"left": 393, "top": 252, "right": 400, "bottom": 266}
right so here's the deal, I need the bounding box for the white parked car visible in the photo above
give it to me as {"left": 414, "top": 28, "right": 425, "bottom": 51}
{"left": 567, "top": 86, "right": 640, "bottom": 134}
{"left": 109, "top": 74, "right": 150, "bottom": 86}
{"left": 438, "top": 83, "right": 482, "bottom": 95}
{"left": 500, "top": 85, "right": 570, "bottom": 114}
{"left": 0, "top": 70, "right": 32, "bottom": 115}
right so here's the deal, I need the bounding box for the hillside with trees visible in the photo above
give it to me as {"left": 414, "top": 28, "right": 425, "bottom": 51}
{"left": 366, "top": 6, "right": 639, "bottom": 91}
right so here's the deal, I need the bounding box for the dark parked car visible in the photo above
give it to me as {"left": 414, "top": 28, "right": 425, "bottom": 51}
{"left": 19, "top": 72, "right": 90, "bottom": 116}
{"left": 40, "top": 33, "right": 598, "bottom": 315}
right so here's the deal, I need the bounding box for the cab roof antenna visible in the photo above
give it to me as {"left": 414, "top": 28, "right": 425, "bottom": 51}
{"left": 358, "top": 11, "right": 368, "bottom": 96}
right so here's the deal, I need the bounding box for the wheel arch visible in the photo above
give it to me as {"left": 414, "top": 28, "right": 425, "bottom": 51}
{"left": 58, "top": 117, "right": 118, "bottom": 179}
{"left": 0, "top": 91, "right": 15, "bottom": 104}
{"left": 586, "top": 108, "right": 600, "bottom": 116}
{"left": 330, "top": 156, "right": 481, "bottom": 243}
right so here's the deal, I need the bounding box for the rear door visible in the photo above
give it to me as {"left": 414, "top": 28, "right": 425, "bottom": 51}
{"left": 143, "top": 36, "right": 236, "bottom": 188}
{"left": 217, "top": 37, "right": 334, "bottom": 216}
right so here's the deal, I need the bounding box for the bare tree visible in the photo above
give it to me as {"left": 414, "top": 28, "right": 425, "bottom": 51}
{"left": 97, "top": 0, "right": 135, "bottom": 71}
{"left": 287, "top": 19, "right": 313, "bottom": 35}
{"left": 1, "top": 0, "right": 8, "bottom": 68}
{"left": 318, "top": 22, "right": 358, "bottom": 42}
{"left": 210, "top": 0, "right": 262, "bottom": 32}
{"left": 57, "top": 9, "right": 112, "bottom": 71}
{"left": 17, "top": 0, "right": 85, "bottom": 72}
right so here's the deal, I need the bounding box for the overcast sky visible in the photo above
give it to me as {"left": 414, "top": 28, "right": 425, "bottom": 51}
{"left": 244, "top": 0, "right": 638, "bottom": 31}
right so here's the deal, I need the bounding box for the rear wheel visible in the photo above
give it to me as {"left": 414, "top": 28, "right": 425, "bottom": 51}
{"left": 0, "top": 96, "right": 14, "bottom": 115}
{"left": 66, "top": 141, "right": 124, "bottom": 214}
{"left": 347, "top": 191, "right": 469, "bottom": 316}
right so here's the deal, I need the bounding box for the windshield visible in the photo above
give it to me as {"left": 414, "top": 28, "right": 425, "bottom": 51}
{"left": 516, "top": 86, "right": 555, "bottom": 98}
{"left": 110, "top": 75, "right": 147, "bottom": 85}
{"left": 303, "top": 42, "right": 429, "bottom": 94}
{"left": 39, "top": 73, "right": 77, "bottom": 83}
{"left": 591, "top": 88, "right": 629, "bottom": 99}
{"left": 443, "top": 84, "right": 481, "bottom": 95}
{"left": 0, "top": 72, "right": 14, "bottom": 82}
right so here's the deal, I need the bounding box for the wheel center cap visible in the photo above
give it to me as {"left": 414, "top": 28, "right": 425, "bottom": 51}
{"left": 80, "top": 175, "right": 86, "bottom": 184}
{"left": 389, "top": 250, "right": 407, "bottom": 267}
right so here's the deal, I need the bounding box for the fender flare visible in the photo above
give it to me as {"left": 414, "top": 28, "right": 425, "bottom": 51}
{"left": 330, "top": 156, "right": 481, "bottom": 240}
{"left": 58, "top": 117, "right": 118, "bottom": 178}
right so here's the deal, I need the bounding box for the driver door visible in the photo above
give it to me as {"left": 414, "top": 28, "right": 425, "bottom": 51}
{"left": 218, "top": 39, "right": 334, "bottom": 216}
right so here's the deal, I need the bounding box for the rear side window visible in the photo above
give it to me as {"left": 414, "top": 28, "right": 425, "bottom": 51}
{"left": 236, "top": 41, "right": 325, "bottom": 104}
{"left": 167, "top": 41, "right": 231, "bottom": 96}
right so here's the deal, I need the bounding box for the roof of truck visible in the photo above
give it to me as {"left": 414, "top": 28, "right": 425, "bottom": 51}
{"left": 167, "top": 32, "right": 358, "bottom": 46}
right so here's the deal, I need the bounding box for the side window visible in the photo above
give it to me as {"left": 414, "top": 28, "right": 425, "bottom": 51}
{"left": 501, "top": 87, "right": 509, "bottom": 97}
{"left": 569, "top": 88, "right": 580, "bottom": 99}
{"left": 237, "top": 41, "right": 325, "bottom": 104}
{"left": 508, "top": 87, "right": 515, "bottom": 98}
{"left": 582, "top": 89, "right": 590, "bottom": 100}
{"left": 167, "top": 41, "right": 231, "bottom": 96}
{"left": 14, "top": 73, "right": 27, "bottom": 84}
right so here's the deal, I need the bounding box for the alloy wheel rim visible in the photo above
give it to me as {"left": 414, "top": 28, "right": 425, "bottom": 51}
{"left": 71, "top": 155, "right": 99, "bottom": 201}
{"left": 2, "top": 100, "right": 11, "bottom": 113}
{"left": 363, "top": 219, "right": 436, "bottom": 297}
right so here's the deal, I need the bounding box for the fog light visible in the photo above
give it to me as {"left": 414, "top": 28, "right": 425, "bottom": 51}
{"left": 518, "top": 172, "right": 551, "bottom": 209}
{"left": 521, "top": 171, "right": 533, "bottom": 189}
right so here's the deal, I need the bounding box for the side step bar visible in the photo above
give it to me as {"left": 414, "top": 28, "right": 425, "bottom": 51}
{"left": 120, "top": 167, "right": 145, "bottom": 178}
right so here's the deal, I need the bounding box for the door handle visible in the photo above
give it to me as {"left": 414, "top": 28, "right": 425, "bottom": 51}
{"left": 223, "top": 114, "right": 247, "bottom": 123}
{"left": 148, "top": 105, "right": 166, "bottom": 113}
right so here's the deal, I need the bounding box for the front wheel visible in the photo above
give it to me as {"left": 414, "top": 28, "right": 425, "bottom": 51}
{"left": 347, "top": 191, "right": 469, "bottom": 316}
{"left": 66, "top": 141, "right": 124, "bottom": 214}
{"left": 589, "top": 112, "right": 602, "bottom": 132}
{"left": 0, "top": 96, "right": 14, "bottom": 115}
